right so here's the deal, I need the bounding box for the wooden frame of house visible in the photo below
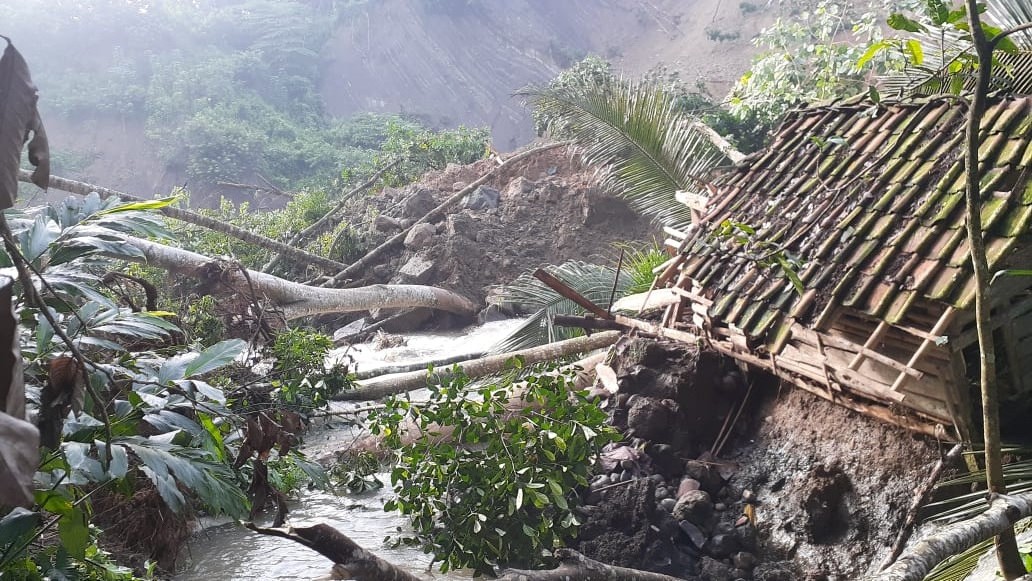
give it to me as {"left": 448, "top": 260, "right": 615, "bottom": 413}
{"left": 648, "top": 94, "right": 1032, "bottom": 441}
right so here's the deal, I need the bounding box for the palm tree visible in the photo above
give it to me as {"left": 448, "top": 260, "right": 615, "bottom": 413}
{"left": 518, "top": 76, "right": 740, "bottom": 233}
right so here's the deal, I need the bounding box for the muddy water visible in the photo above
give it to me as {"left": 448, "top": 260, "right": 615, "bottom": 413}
{"left": 175, "top": 320, "right": 524, "bottom": 580}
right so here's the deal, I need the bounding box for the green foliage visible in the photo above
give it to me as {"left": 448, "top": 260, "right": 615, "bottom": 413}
{"left": 268, "top": 328, "right": 352, "bottom": 408}
{"left": 868, "top": 0, "right": 1032, "bottom": 98}
{"left": 182, "top": 295, "right": 226, "bottom": 348}
{"left": 0, "top": 197, "right": 264, "bottom": 577}
{"left": 332, "top": 450, "right": 385, "bottom": 493}
{"left": 522, "top": 72, "right": 732, "bottom": 231}
{"left": 489, "top": 257, "right": 647, "bottom": 353}
{"left": 729, "top": 0, "right": 909, "bottom": 124}
{"left": 370, "top": 362, "right": 618, "bottom": 575}
{"left": 379, "top": 120, "right": 490, "bottom": 184}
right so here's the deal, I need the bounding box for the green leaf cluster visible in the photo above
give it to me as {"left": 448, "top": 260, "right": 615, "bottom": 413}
{"left": 369, "top": 362, "right": 618, "bottom": 575}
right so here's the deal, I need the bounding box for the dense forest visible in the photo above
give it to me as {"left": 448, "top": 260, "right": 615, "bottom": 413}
{"left": 3, "top": 0, "right": 1032, "bottom": 580}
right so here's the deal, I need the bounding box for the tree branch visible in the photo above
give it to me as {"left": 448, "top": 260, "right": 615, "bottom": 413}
{"left": 875, "top": 493, "right": 1032, "bottom": 581}
{"left": 16, "top": 170, "right": 348, "bottom": 274}
{"left": 245, "top": 523, "right": 423, "bottom": 581}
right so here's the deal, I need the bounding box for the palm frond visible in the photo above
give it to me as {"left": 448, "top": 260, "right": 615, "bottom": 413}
{"left": 489, "top": 260, "right": 634, "bottom": 353}
{"left": 878, "top": 0, "right": 1032, "bottom": 97}
{"left": 917, "top": 446, "right": 1032, "bottom": 580}
{"left": 988, "top": 0, "right": 1032, "bottom": 47}
{"left": 519, "top": 78, "right": 732, "bottom": 231}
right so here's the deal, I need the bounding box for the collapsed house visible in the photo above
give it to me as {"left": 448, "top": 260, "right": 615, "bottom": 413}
{"left": 652, "top": 93, "right": 1032, "bottom": 441}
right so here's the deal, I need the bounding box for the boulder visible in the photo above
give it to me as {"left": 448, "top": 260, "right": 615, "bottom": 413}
{"left": 373, "top": 215, "right": 403, "bottom": 233}
{"left": 464, "top": 185, "right": 500, "bottom": 210}
{"left": 401, "top": 188, "right": 437, "bottom": 218}
{"left": 395, "top": 253, "right": 435, "bottom": 284}
{"left": 445, "top": 212, "right": 478, "bottom": 239}
{"left": 504, "top": 176, "right": 535, "bottom": 197}
{"left": 672, "top": 489, "right": 713, "bottom": 525}
{"left": 403, "top": 222, "right": 436, "bottom": 249}
{"left": 626, "top": 397, "right": 677, "bottom": 442}
{"left": 452, "top": 181, "right": 468, "bottom": 192}
{"left": 332, "top": 318, "right": 368, "bottom": 342}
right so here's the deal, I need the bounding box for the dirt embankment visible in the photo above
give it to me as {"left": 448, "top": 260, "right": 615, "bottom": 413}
{"left": 578, "top": 337, "right": 941, "bottom": 580}
{"left": 354, "top": 144, "right": 656, "bottom": 315}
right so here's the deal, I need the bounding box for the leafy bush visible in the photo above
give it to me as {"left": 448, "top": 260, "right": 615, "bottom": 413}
{"left": 370, "top": 362, "right": 618, "bottom": 574}
{"left": 269, "top": 327, "right": 351, "bottom": 408}
{"left": 332, "top": 450, "right": 384, "bottom": 493}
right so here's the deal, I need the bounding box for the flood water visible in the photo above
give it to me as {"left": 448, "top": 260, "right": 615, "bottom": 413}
{"left": 175, "top": 320, "right": 524, "bottom": 580}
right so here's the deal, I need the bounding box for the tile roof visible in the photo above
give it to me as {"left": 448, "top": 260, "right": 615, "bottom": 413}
{"left": 681, "top": 94, "right": 1032, "bottom": 345}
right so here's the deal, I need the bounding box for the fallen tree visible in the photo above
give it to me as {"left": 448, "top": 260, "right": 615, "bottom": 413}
{"left": 875, "top": 492, "right": 1032, "bottom": 581}
{"left": 497, "top": 549, "right": 685, "bottom": 581}
{"left": 336, "top": 330, "right": 621, "bottom": 401}
{"left": 322, "top": 140, "right": 570, "bottom": 287}
{"left": 246, "top": 523, "right": 422, "bottom": 581}
{"left": 112, "top": 236, "right": 477, "bottom": 321}
{"left": 247, "top": 523, "right": 684, "bottom": 581}
{"left": 17, "top": 169, "right": 348, "bottom": 274}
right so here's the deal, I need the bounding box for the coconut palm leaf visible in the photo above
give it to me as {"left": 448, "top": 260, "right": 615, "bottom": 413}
{"left": 519, "top": 78, "right": 732, "bottom": 232}
{"left": 911, "top": 446, "right": 1032, "bottom": 580}
{"left": 489, "top": 260, "right": 635, "bottom": 354}
{"left": 878, "top": 0, "right": 1032, "bottom": 97}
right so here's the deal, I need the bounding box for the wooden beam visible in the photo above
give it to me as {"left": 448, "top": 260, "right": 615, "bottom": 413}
{"left": 891, "top": 307, "right": 957, "bottom": 392}
{"left": 848, "top": 320, "right": 891, "bottom": 370}
{"left": 533, "top": 269, "right": 612, "bottom": 320}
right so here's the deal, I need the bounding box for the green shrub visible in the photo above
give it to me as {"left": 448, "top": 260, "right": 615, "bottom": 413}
{"left": 269, "top": 328, "right": 351, "bottom": 408}
{"left": 370, "top": 361, "right": 618, "bottom": 575}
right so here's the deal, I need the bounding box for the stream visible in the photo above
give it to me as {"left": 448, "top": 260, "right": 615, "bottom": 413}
{"left": 175, "top": 320, "right": 524, "bottom": 580}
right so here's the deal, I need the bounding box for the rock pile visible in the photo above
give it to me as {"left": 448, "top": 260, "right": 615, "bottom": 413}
{"left": 573, "top": 339, "right": 764, "bottom": 580}
{"left": 356, "top": 145, "right": 654, "bottom": 320}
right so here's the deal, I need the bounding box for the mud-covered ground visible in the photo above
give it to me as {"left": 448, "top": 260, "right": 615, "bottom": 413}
{"left": 578, "top": 337, "right": 942, "bottom": 580}
{"left": 348, "top": 144, "right": 655, "bottom": 313}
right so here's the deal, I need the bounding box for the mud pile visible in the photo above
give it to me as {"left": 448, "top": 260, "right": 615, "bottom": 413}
{"left": 358, "top": 144, "right": 655, "bottom": 313}
{"left": 578, "top": 338, "right": 941, "bottom": 580}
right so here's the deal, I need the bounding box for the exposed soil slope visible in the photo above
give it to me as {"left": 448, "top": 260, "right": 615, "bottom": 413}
{"left": 321, "top": 0, "right": 774, "bottom": 149}
{"left": 40, "top": 0, "right": 778, "bottom": 196}
{"left": 578, "top": 337, "right": 941, "bottom": 580}
{"left": 355, "top": 144, "right": 655, "bottom": 310}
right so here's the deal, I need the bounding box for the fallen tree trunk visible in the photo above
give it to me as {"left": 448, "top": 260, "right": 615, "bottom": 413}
{"left": 875, "top": 492, "right": 1032, "bottom": 581}
{"left": 497, "top": 549, "right": 685, "bottom": 581}
{"left": 17, "top": 169, "right": 348, "bottom": 274}
{"left": 336, "top": 331, "right": 621, "bottom": 401}
{"left": 323, "top": 141, "right": 570, "bottom": 287}
{"left": 353, "top": 351, "right": 485, "bottom": 380}
{"left": 113, "top": 236, "right": 476, "bottom": 320}
{"left": 246, "top": 523, "right": 422, "bottom": 581}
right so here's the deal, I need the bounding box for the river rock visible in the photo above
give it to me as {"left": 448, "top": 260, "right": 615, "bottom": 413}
{"left": 401, "top": 188, "right": 436, "bottom": 218}
{"left": 403, "top": 222, "right": 436, "bottom": 249}
{"left": 373, "top": 214, "right": 403, "bottom": 233}
{"left": 678, "top": 477, "right": 701, "bottom": 496}
{"left": 464, "top": 185, "right": 500, "bottom": 210}
{"left": 672, "top": 489, "right": 713, "bottom": 525}
{"left": 658, "top": 497, "right": 676, "bottom": 513}
{"left": 395, "top": 253, "right": 435, "bottom": 284}
{"left": 332, "top": 318, "right": 368, "bottom": 342}
{"left": 678, "top": 520, "right": 706, "bottom": 549}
